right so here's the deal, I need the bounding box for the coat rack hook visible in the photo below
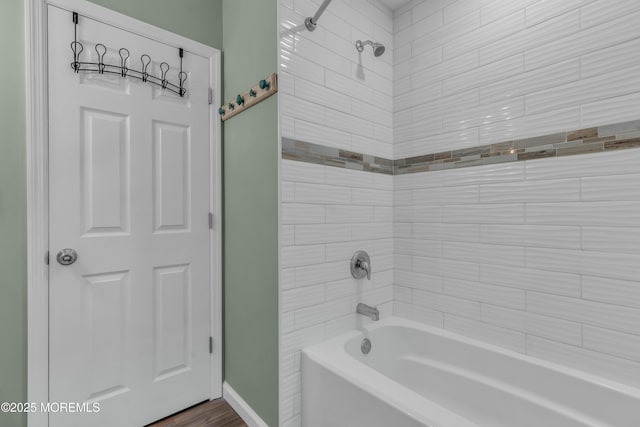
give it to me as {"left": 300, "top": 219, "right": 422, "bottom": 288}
{"left": 119, "top": 48, "right": 130, "bottom": 77}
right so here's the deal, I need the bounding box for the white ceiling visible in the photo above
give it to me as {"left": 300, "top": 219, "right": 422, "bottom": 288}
{"left": 378, "top": 0, "right": 412, "bottom": 11}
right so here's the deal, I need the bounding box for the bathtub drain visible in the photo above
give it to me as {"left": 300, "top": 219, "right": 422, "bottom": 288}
{"left": 361, "top": 338, "right": 371, "bottom": 354}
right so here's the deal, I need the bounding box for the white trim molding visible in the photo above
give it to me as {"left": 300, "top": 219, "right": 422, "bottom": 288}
{"left": 26, "top": 1, "right": 222, "bottom": 426}
{"left": 209, "top": 44, "right": 224, "bottom": 403}
{"left": 223, "top": 382, "right": 269, "bottom": 427}
{"left": 26, "top": 1, "right": 50, "bottom": 427}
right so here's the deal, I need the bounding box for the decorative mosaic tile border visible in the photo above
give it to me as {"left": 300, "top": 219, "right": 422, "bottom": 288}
{"left": 281, "top": 119, "right": 640, "bottom": 176}
{"left": 394, "top": 120, "right": 640, "bottom": 175}
{"left": 281, "top": 137, "right": 393, "bottom": 175}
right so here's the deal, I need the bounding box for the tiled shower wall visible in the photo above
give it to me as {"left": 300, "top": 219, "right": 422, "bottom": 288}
{"left": 280, "top": 0, "right": 394, "bottom": 158}
{"left": 393, "top": 0, "right": 640, "bottom": 389}
{"left": 279, "top": 1, "right": 394, "bottom": 426}
{"left": 393, "top": 0, "right": 640, "bottom": 157}
{"left": 280, "top": 0, "right": 640, "bottom": 423}
{"left": 280, "top": 161, "right": 394, "bottom": 425}
{"left": 394, "top": 148, "right": 640, "bottom": 388}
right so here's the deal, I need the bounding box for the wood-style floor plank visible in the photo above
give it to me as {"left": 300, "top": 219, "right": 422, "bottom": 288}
{"left": 147, "top": 398, "right": 248, "bottom": 427}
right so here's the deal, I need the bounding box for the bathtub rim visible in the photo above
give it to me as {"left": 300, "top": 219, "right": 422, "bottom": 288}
{"left": 303, "top": 316, "right": 640, "bottom": 401}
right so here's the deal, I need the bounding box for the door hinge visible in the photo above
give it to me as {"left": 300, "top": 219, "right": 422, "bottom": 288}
{"left": 208, "top": 88, "right": 213, "bottom": 105}
{"left": 209, "top": 212, "right": 214, "bottom": 229}
{"left": 209, "top": 336, "right": 213, "bottom": 354}
{"left": 45, "top": 251, "right": 49, "bottom": 265}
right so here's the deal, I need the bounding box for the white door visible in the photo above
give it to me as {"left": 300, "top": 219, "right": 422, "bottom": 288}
{"left": 47, "top": 5, "right": 216, "bottom": 426}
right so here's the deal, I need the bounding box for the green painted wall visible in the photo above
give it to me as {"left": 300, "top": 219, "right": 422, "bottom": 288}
{"left": 0, "top": 1, "right": 27, "bottom": 427}
{"left": 222, "top": 0, "right": 279, "bottom": 425}
{"left": 0, "top": 2, "right": 221, "bottom": 427}
{"left": 89, "top": 0, "right": 222, "bottom": 48}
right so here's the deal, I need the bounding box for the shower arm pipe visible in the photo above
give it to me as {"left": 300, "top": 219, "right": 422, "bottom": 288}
{"left": 305, "top": 0, "right": 332, "bottom": 31}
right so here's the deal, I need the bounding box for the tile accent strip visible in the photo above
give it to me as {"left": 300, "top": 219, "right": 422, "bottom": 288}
{"left": 281, "top": 119, "right": 640, "bottom": 175}
{"left": 281, "top": 137, "right": 393, "bottom": 175}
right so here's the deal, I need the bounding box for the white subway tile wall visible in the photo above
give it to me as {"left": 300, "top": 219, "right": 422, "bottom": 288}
{"left": 394, "top": 148, "right": 640, "bottom": 388}
{"left": 394, "top": 0, "right": 640, "bottom": 157}
{"left": 391, "top": 0, "right": 640, "bottom": 392}
{"left": 279, "top": 1, "right": 395, "bottom": 424}
{"left": 280, "top": 0, "right": 394, "bottom": 159}
{"left": 279, "top": 160, "right": 394, "bottom": 424}
{"left": 279, "top": 0, "right": 640, "bottom": 424}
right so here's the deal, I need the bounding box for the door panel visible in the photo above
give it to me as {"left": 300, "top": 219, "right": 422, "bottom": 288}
{"left": 81, "top": 108, "right": 130, "bottom": 235}
{"left": 153, "top": 264, "right": 191, "bottom": 380}
{"left": 83, "top": 270, "right": 131, "bottom": 401}
{"left": 47, "top": 5, "right": 214, "bottom": 426}
{"left": 153, "top": 121, "right": 191, "bottom": 232}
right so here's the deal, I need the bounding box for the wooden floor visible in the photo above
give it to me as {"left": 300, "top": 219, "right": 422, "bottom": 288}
{"left": 147, "top": 399, "right": 247, "bottom": 427}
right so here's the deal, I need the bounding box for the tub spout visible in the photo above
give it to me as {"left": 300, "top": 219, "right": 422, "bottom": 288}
{"left": 357, "top": 303, "right": 379, "bottom": 321}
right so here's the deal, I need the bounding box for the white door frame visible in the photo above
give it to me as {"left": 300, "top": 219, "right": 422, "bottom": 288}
{"left": 25, "top": 1, "right": 222, "bottom": 426}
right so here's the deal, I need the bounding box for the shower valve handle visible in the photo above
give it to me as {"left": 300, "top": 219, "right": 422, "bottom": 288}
{"left": 351, "top": 250, "right": 371, "bottom": 280}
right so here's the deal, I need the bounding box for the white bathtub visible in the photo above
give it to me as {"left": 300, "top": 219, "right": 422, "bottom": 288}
{"left": 302, "top": 317, "right": 640, "bottom": 427}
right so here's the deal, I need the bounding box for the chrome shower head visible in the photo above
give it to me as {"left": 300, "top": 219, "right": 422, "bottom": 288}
{"left": 372, "top": 42, "right": 385, "bottom": 57}
{"left": 355, "top": 40, "right": 386, "bottom": 57}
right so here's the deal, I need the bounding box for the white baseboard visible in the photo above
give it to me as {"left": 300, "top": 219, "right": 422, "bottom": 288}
{"left": 223, "top": 381, "right": 269, "bottom": 427}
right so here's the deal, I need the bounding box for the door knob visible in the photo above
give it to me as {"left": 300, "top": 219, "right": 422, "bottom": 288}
{"left": 56, "top": 248, "right": 78, "bottom": 266}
